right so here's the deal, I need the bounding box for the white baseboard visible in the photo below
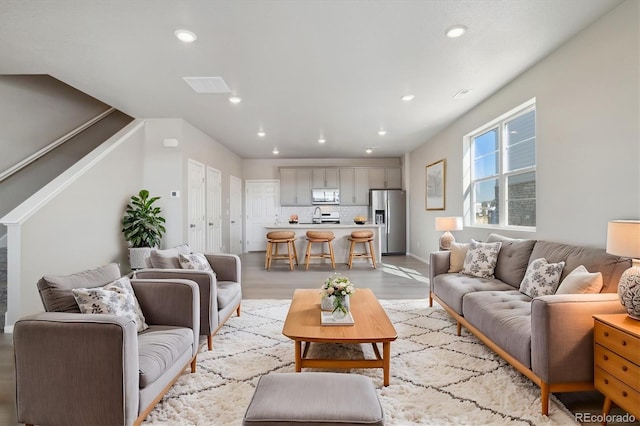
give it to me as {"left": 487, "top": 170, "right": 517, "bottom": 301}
{"left": 408, "top": 252, "right": 428, "bottom": 264}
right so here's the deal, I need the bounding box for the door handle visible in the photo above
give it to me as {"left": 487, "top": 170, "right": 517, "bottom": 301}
{"left": 231, "top": 220, "right": 236, "bottom": 224}
{"left": 209, "top": 222, "right": 214, "bottom": 226}
{"left": 190, "top": 224, "right": 196, "bottom": 228}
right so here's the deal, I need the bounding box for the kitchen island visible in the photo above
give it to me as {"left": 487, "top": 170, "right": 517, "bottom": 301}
{"left": 263, "top": 223, "right": 383, "bottom": 267}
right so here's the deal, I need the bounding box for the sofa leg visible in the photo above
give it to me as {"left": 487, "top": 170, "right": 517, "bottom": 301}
{"left": 207, "top": 334, "right": 213, "bottom": 351}
{"left": 191, "top": 356, "right": 197, "bottom": 373}
{"left": 429, "top": 292, "right": 433, "bottom": 307}
{"left": 540, "top": 382, "right": 550, "bottom": 415}
{"left": 456, "top": 322, "right": 462, "bottom": 336}
{"left": 236, "top": 304, "right": 241, "bottom": 317}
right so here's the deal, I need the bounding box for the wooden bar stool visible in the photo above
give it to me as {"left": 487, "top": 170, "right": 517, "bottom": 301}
{"left": 347, "top": 230, "right": 377, "bottom": 269}
{"left": 304, "top": 231, "right": 336, "bottom": 270}
{"left": 265, "top": 231, "right": 298, "bottom": 271}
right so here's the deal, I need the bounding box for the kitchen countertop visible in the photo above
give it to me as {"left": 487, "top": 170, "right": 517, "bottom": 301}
{"left": 265, "top": 223, "right": 384, "bottom": 228}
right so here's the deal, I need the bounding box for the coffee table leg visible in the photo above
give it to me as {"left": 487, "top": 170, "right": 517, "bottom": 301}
{"left": 294, "top": 340, "right": 302, "bottom": 372}
{"left": 383, "top": 342, "right": 391, "bottom": 386}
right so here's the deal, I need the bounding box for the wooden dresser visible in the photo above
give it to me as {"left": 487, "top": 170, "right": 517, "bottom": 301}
{"left": 593, "top": 314, "right": 640, "bottom": 421}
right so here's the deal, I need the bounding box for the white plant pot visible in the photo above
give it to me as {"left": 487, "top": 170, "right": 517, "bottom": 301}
{"left": 129, "top": 247, "right": 152, "bottom": 270}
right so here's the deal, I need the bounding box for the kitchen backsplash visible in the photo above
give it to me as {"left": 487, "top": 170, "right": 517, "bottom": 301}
{"left": 281, "top": 205, "right": 369, "bottom": 223}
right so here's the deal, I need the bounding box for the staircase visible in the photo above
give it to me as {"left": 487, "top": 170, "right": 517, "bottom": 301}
{"left": 0, "top": 247, "right": 6, "bottom": 332}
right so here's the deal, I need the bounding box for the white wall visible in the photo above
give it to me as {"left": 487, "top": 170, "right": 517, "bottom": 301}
{"left": 143, "top": 119, "right": 244, "bottom": 252}
{"left": 4, "top": 121, "right": 145, "bottom": 327}
{"left": 408, "top": 0, "right": 639, "bottom": 259}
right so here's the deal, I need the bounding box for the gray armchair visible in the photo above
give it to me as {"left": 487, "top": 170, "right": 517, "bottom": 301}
{"left": 134, "top": 248, "right": 242, "bottom": 350}
{"left": 14, "top": 263, "right": 200, "bottom": 426}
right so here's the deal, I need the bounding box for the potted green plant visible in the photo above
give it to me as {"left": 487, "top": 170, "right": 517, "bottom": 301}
{"left": 121, "top": 189, "right": 166, "bottom": 269}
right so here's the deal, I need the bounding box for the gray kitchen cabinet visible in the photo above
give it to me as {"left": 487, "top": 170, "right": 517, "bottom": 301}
{"left": 280, "top": 168, "right": 312, "bottom": 205}
{"left": 369, "top": 167, "right": 402, "bottom": 189}
{"left": 311, "top": 168, "right": 339, "bottom": 188}
{"left": 340, "top": 168, "right": 369, "bottom": 205}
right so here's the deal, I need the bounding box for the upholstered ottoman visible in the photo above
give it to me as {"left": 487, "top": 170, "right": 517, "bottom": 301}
{"left": 243, "top": 372, "right": 385, "bottom": 425}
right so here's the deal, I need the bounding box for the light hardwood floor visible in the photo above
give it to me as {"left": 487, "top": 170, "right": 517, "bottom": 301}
{"left": 0, "top": 253, "right": 633, "bottom": 425}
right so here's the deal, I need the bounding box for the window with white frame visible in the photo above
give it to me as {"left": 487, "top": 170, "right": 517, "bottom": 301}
{"left": 465, "top": 100, "right": 536, "bottom": 229}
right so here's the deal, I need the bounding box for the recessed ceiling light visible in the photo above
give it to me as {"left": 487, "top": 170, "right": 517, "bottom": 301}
{"left": 445, "top": 25, "right": 467, "bottom": 38}
{"left": 229, "top": 96, "right": 242, "bottom": 104}
{"left": 257, "top": 131, "right": 266, "bottom": 137}
{"left": 378, "top": 129, "right": 387, "bottom": 136}
{"left": 318, "top": 138, "right": 326, "bottom": 144}
{"left": 272, "top": 147, "right": 279, "bottom": 155}
{"left": 175, "top": 29, "right": 197, "bottom": 43}
{"left": 401, "top": 94, "right": 415, "bottom": 102}
{"left": 365, "top": 147, "right": 373, "bottom": 154}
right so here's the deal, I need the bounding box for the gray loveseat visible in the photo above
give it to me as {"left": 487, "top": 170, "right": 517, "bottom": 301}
{"left": 13, "top": 263, "right": 200, "bottom": 426}
{"left": 429, "top": 234, "right": 630, "bottom": 415}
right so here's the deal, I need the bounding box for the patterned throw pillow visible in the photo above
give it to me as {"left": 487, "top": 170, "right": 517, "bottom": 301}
{"left": 519, "top": 258, "right": 565, "bottom": 298}
{"left": 461, "top": 240, "right": 502, "bottom": 278}
{"left": 179, "top": 253, "right": 213, "bottom": 272}
{"left": 72, "top": 277, "right": 148, "bottom": 332}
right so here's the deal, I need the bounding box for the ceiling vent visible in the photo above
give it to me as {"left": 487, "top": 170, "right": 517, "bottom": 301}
{"left": 182, "top": 77, "right": 231, "bottom": 93}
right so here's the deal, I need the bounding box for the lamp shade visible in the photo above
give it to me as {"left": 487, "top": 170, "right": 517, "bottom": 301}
{"left": 435, "top": 217, "right": 463, "bottom": 232}
{"left": 606, "top": 220, "right": 640, "bottom": 258}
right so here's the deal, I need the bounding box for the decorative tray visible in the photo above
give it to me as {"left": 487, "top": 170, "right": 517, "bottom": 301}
{"left": 321, "top": 311, "right": 355, "bottom": 326}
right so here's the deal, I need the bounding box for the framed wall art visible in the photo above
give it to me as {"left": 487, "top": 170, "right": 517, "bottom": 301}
{"left": 426, "top": 159, "right": 446, "bottom": 210}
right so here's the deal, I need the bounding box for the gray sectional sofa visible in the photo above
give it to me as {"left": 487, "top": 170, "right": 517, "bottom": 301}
{"left": 429, "top": 234, "right": 630, "bottom": 415}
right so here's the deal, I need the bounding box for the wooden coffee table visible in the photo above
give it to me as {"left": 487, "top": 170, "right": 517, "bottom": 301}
{"left": 282, "top": 288, "right": 398, "bottom": 385}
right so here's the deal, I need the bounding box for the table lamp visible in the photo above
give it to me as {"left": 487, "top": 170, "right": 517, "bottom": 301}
{"left": 435, "top": 216, "right": 463, "bottom": 250}
{"left": 606, "top": 220, "right": 640, "bottom": 320}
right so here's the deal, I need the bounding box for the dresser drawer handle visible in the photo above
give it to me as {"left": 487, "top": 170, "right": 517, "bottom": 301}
{"left": 622, "top": 391, "right": 628, "bottom": 397}
{"left": 603, "top": 355, "right": 609, "bottom": 361}
{"left": 604, "top": 379, "right": 609, "bottom": 384}
{"left": 621, "top": 340, "right": 627, "bottom": 346}
{"left": 622, "top": 365, "right": 628, "bottom": 372}
{"left": 604, "top": 331, "right": 609, "bottom": 337}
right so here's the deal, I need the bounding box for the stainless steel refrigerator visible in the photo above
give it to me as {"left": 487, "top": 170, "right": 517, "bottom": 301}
{"left": 370, "top": 189, "right": 406, "bottom": 255}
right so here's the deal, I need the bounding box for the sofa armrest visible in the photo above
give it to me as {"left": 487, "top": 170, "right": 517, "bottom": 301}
{"left": 206, "top": 253, "right": 241, "bottom": 284}
{"left": 531, "top": 293, "right": 625, "bottom": 384}
{"left": 133, "top": 269, "right": 214, "bottom": 334}
{"left": 131, "top": 279, "right": 200, "bottom": 346}
{"left": 429, "top": 251, "right": 451, "bottom": 291}
{"left": 13, "top": 312, "right": 139, "bottom": 426}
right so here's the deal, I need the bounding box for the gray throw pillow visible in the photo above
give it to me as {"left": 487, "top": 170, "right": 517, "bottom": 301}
{"left": 149, "top": 244, "right": 191, "bottom": 269}
{"left": 461, "top": 239, "right": 502, "bottom": 279}
{"left": 72, "top": 276, "right": 148, "bottom": 332}
{"left": 519, "top": 258, "right": 565, "bottom": 298}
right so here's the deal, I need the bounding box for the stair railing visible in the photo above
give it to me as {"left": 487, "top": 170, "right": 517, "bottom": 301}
{"left": 0, "top": 107, "right": 116, "bottom": 184}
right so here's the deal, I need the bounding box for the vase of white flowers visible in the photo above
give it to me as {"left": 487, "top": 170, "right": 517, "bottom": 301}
{"left": 321, "top": 274, "right": 356, "bottom": 320}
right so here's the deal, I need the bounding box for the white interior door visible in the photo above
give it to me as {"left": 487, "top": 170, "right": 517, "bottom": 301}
{"left": 229, "top": 175, "right": 242, "bottom": 254}
{"left": 187, "top": 159, "right": 206, "bottom": 253}
{"left": 246, "top": 180, "right": 280, "bottom": 252}
{"left": 206, "top": 166, "right": 222, "bottom": 253}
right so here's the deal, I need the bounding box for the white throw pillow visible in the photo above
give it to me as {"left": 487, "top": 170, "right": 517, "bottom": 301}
{"left": 72, "top": 277, "right": 148, "bottom": 332}
{"left": 461, "top": 240, "right": 502, "bottom": 278}
{"left": 179, "top": 253, "right": 213, "bottom": 272}
{"left": 555, "top": 265, "right": 603, "bottom": 294}
{"left": 448, "top": 242, "right": 470, "bottom": 273}
{"left": 519, "top": 258, "right": 565, "bottom": 298}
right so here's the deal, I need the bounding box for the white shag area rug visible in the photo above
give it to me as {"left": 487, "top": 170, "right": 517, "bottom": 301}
{"left": 144, "top": 299, "right": 578, "bottom": 426}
